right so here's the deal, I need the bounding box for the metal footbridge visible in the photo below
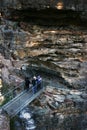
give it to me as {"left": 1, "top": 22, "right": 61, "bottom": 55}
{"left": 1, "top": 81, "right": 47, "bottom": 118}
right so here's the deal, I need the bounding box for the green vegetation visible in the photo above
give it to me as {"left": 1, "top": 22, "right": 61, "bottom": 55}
{"left": 0, "top": 95, "right": 12, "bottom": 106}
{"left": 10, "top": 117, "right": 16, "bottom": 130}
{"left": 0, "top": 83, "right": 13, "bottom": 106}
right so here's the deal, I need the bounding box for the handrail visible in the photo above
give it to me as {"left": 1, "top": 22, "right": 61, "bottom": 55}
{"left": 1, "top": 81, "right": 25, "bottom": 97}
{"left": 0, "top": 81, "right": 25, "bottom": 107}
{"left": 1, "top": 79, "right": 58, "bottom": 108}
{"left": 10, "top": 88, "right": 44, "bottom": 118}
{"left": 1, "top": 81, "right": 44, "bottom": 114}
{"left": 2, "top": 87, "right": 31, "bottom": 109}
{"left": 1, "top": 80, "right": 45, "bottom": 108}
{"left": 1, "top": 79, "right": 56, "bottom": 98}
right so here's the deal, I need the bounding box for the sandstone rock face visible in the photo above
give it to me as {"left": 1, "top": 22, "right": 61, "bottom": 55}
{"left": 0, "top": 16, "right": 87, "bottom": 130}
{"left": 0, "top": 19, "right": 87, "bottom": 89}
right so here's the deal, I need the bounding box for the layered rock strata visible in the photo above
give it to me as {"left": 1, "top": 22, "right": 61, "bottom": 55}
{"left": 0, "top": 18, "right": 87, "bottom": 130}
{"left": 0, "top": 19, "right": 87, "bottom": 89}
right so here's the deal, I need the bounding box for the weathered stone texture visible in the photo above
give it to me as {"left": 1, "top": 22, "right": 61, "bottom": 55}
{"left": 0, "top": 19, "right": 87, "bottom": 89}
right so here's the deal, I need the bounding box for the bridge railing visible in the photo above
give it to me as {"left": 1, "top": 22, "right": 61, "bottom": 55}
{"left": 0, "top": 79, "right": 49, "bottom": 107}
{"left": 0, "top": 81, "right": 25, "bottom": 107}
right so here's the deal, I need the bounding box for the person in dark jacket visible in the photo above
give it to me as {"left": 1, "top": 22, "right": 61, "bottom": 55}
{"left": 32, "top": 76, "right": 37, "bottom": 86}
{"left": 25, "top": 77, "right": 30, "bottom": 91}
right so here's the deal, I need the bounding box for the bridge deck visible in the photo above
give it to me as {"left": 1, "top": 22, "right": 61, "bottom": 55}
{"left": 1, "top": 79, "right": 65, "bottom": 118}
{"left": 2, "top": 88, "right": 44, "bottom": 118}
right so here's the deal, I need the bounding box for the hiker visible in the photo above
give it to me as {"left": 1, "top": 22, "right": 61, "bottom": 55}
{"left": 32, "top": 76, "right": 36, "bottom": 86}
{"left": 32, "top": 76, "right": 37, "bottom": 94}
{"left": 25, "top": 77, "right": 30, "bottom": 91}
{"left": 37, "top": 75, "right": 42, "bottom": 90}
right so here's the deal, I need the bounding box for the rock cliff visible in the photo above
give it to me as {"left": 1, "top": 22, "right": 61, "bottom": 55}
{"left": 0, "top": 0, "right": 87, "bottom": 11}
{"left": 0, "top": 19, "right": 87, "bottom": 89}
{"left": 0, "top": 5, "right": 87, "bottom": 130}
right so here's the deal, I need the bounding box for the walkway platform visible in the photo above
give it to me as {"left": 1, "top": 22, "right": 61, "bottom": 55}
{"left": 2, "top": 88, "right": 44, "bottom": 118}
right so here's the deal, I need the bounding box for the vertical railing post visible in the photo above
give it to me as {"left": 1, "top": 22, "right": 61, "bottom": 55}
{"left": 19, "top": 97, "right": 21, "bottom": 113}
